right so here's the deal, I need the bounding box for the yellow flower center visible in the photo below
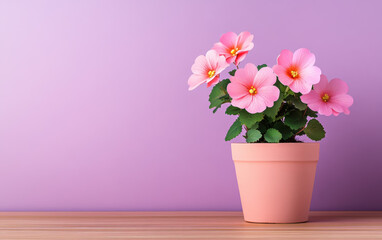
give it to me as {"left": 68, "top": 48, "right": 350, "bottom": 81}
{"left": 290, "top": 70, "right": 299, "bottom": 78}
{"left": 248, "top": 86, "right": 257, "bottom": 95}
{"left": 322, "top": 93, "right": 330, "bottom": 102}
{"left": 208, "top": 70, "right": 215, "bottom": 78}
{"left": 230, "top": 47, "right": 239, "bottom": 56}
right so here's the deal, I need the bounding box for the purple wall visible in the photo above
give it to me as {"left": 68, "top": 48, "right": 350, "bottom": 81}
{"left": 0, "top": 0, "right": 381, "bottom": 211}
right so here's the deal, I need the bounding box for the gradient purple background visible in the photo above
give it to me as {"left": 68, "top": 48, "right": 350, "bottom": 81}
{"left": 0, "top": 0, "right": 381, "bottom": 211}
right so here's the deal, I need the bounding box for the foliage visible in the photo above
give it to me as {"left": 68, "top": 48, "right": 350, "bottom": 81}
{"left": 208, "top": 79, "right": 231, "bottom": 113}
{"left": 225, "top": 118, "right": 242, "bottom": 141}
{"left": 209, "top": 65, "right": 324, "bottom": 143}
{"left": 246, "top": 129, "right": 262, "bottom": 143}
{"left": 188, "top": 31, "right": 355, "bottom": 144}
{"left": 264, "top": 128, "right": 282, "bottom": 143}
{"left": 304, "top": 119, "right": 326, "bottom": 141}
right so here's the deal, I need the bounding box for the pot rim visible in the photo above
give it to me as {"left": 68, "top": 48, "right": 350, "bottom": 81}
{"left": 231, "top": 142, "right": 320, "bottom": 162}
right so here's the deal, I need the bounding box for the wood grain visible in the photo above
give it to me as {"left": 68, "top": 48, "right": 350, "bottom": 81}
{"left": 0, "top": 211, "right": 381, "bottom": 239}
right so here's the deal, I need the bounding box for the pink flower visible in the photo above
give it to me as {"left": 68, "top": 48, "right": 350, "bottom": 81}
{"left": 212, "top": 32, "right": 254, "bottom": 66}
{"left": 188, "top": 50, "right": 229, "bottom": 90}
{"left": 301, "top": 75, "right": 353, "bottom": 116}
{"left": 227, "top": 63, "right": 280, "bottom": 114}
{"left": 272, "top": 48, "right": 321, "bottom": 94}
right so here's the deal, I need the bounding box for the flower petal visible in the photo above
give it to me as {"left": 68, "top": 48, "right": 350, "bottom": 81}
{"left": 330, "top": 94, "right": 354, "bottom": 108}
{"left": 227, "top": 82, "right": 249, "bottom": 99}
{"left": 343, "top": 107, "right": 350, "bottom": 115}
{"left": 242, "top": 42, "right": 254, "bottom": 52}
{"left": 299, "top": 66, "right": 321, "bottom": 85}
{"left": 333, "top": 110, "right": 340, "bottom": 116}
{"left": 205, "top": 50, "right": 219, "bottom": 70}
{"left": 220, "top": 32, "right": 237, "bottom": 48}
{"left": 234, "top": 51, "right": 248, "bottom": 66}
{"left": 306, "top": 101, "right": 322, "bottom": 112}
{"left": 317, "top": 103, "right": 333, "bottom": 116}
{"left": 215, "top": 55, "right": 229, "bottom": 74}
{"left": 327, "top": 101, "right": 345, "bottom": 113}
{"left": 313, "top": 74, "right": 329, "bottom": 94}
{"left": 188, "top": 74, "right": 207, "bottom": 90}
{"left": 292, "top": 48, "right": 316, "bottom": 69}
{"left": 246, "top": 95, "right": 266, "bottom": 114}
{"left": 212, "top": 42, "right": 230, "bottom": 56}
{"left": 225, "top": 56, "right": 235, "bottom": 64}
{"left": 301, "top": 91, "right": 321, "bottom": 105}
{"left": 206, "top": 75, "right": 219, "bottom": 87}
{"left": 289, "top": 78, "right": 312, "bottom": 94}
{"left": 277, "top": 49, "right": 293, "bottom": 68}
{"left": 273, "top": 65, "right": 293, "bottom": 86}
{"left": 232, "top": 63, "right": 258, "bottom": 88}
{"left": 231, "top": 95, "right": 253, "bottom": 109}
{"left": 191, "top": 55, "right": 208, "bottom": 75}
{"left": 253, "top": 67, "right": 277, "bottom": 88}
{"left": 328, "top": 78, "right": 349, "bottom": 95}
{"left": 236, "top": 31, "right": 254, "bottom": 51}
{"left": 257, "top": 86, "right": 280, "bottom": 107}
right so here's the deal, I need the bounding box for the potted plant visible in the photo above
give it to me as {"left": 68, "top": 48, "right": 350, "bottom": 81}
{"left": 188, "top": 31, "right": 353, "bottom": 223}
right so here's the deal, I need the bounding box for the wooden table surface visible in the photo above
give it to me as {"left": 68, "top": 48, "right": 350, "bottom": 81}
{"left": 0, "top": 211, "right": 381, "bottom": 239}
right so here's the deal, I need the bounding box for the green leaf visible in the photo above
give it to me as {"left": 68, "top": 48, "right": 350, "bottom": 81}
{"left": 257, "top": 121, "right": 267, "bottom": 134}
{"left": 304, "top": 119, "right": 326, "bottom": 141}
{"left": 257, "top": 64, "right": 267, "bottom": 70}
{"left": 250, "top": 122, "right": 259, "bottom": 130}
{"left": 306, "top": 108, "right": 318, "bottom": 118}
{"left": 264, "top": 128, "right": 282, "bottom": 143}
{"left": 282, "top": 86, "right": 295, "bottom": 97}
{"left": 288, "top": 96, "right": 307, "bottom": 111}
{"left": 208, "top": 79, "right": 231, "bottom": 112}
{"left": 275, "top": 78, "right": 287, "bottom": 93}
{"left": 264, "top": 93, "right": 284, "bottom": 120}
{"left": 284, "top": 110, "right": 307, "bottom": 130}
{"left": 225, "top": 105, "right": 242, "bottom": 115}
{"left": 239, "top": 111, "right": 264, "bottom": 128}
{"left": 246, "top": 129, "right": 262, "bottom": 143}
{"left": 229, "top": 69, "right": 237, "bottom": 76}
{"left": 273, "top": 121, "right": 293, "bottom": 140}
{"left": 225, "top": 118, "right": 243, "bottom": 141}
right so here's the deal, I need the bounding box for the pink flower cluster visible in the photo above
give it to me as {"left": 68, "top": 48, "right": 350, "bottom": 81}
{"left": 188, "top": 50, "right": 229, "bottom": 91}
{"left": 272, "top": 48, "right": 353, "bottom": 116}
{"left": 301, "top": 75, "right": 353, "bottom": 116}
{"left": 273, "top": 48, "right": 321, "bottom": 94}
{"left": 188, "top": 32, "right": 254, "bottom": 90}
{"left": 188, "top": 31, "right": 353, "bottom": 116}
{"left": 228, "top": 64, "right": 279, "bottom": 114}
{"left": 212, "top": 32, "right": 254, "bottom": 66}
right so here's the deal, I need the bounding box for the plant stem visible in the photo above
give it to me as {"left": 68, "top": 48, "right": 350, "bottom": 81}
{"left": 294, "top": 126, "right": 306, "bottom": 137}
{"left": 275, "top": 115, "right": 284, "bottom": 121}
{"left": 284, "top": 86, "right": 290, "bottom": 95}
{"left": 303, "top": 107, "right": 308, "bottom": 116}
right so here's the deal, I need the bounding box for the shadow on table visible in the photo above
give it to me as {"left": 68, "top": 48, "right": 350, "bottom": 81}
{"left": 309, "top": 213, "right": 382, "bottom": 223}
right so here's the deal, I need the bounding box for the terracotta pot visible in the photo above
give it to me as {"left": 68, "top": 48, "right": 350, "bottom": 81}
{"left": 231, "top": 143, "right": 320, "bottom": 223}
